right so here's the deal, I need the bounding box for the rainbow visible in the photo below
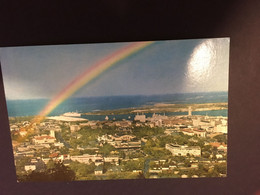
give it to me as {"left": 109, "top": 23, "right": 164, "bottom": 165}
{"left": 32, "top": 41, "right": 154, "bottom": 123}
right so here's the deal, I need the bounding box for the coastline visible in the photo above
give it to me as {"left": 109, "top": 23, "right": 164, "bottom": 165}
{"left": 83, "top": 102, "right": 228, "bottom": 116}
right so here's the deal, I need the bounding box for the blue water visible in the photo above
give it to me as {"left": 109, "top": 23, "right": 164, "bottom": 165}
{"left": 6, "top": 91, "right": 228, "bottom": 118}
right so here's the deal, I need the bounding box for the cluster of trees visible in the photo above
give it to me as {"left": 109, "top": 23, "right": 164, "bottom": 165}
{"left": 15, "top": 156, "right": 32, "bottom": 177}
{"left": 128, "top": 151, "right": 145, "bottom": 159}
{"left": 67, "top": 159, "right": 146, "bottom": 180}
{"left": 105, "top": 172, "right": 143, "bottom": 180}
{"left": 178, "top": 162, "right": 227, "bottom": 178}
{"left": 141, "top": 133, "right": 205, "bottom": 160}
{"left": 18, "top": 161, "right": 75, "bottom": 182}
{"left": 121, "top": 158, "right": 144, "bottom": 172}
{"left": 213, "top": 134, "right": 227, "bottom": 144}
{"left": 11, "top": 131, "right": 20, "bottom": 141}
{"left": 150, "top": 161, "right": 227, "bottom": 179}
{"left": 68, "top": 125, "right": 116, "bottom": 149}
{"left": 17, "top": 118, "right": 226, "bottom": 180}
{"left": 69, "top": 161, "right": 96, "bottom": 179}
{"left": 143, "top": 141, "right": 172, "bottom": 160}
{"left": 98, "top": 143, "right": 115, "bottom": 156}
{"left": 132, "top": 126, "right": 164, "bottom": 139}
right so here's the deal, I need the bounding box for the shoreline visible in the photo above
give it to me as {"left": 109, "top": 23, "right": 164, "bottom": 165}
{"left": 8, "top": 102, "right": 228, "bottom": 119}
{"left": 83, "top": 102, "right": 228, "bottom": 116}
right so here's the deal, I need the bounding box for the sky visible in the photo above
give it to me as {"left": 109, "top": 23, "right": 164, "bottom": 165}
{"left": 0, "top": 38, "right": 230, "bottom": 100}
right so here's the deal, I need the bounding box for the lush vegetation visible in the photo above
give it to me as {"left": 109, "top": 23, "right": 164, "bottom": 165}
{"left": 13, "top": 115, "right": 227, "bottom": 180}
{"left": 18, "top": 161, "right": 75, "bottom": 182}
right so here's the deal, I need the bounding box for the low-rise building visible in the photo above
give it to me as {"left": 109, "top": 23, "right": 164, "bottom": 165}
{"left": 214, "top": 124, "right": 228, "bottom": 134}
{"left": 33, "top": 135, "right": 56, "bottom": 144}
{"left": 10, "top": 125, "right": 19, "bottom": 131}
{"left": 70, "top": 154, "right": 103, "bottom": 166}
{"left": 181, "top": 129, "right": 194, "bottom": 136}
{"left": 94, "top": 166, "right": 103, "bottom": 175}
{"left": 134, "top": 114, "right": 146, "bottom": 122}
{"left": 193, "top": 129, "right": 206, "bottom": 137}
{"left": 54, "top": 142, "right": 64, "bottom": 148}
{"left": 209, "top": 142, "right": 227, "bottom": 152}
{"left": 19, "top": 130, "right": 28, "bottom": 137}
{"left": 114, "top": 141, "right": 141, "bottom": 149}
{"left": 115, "top": 121, "right": 132, "bottom": 127}
{"left": 70, "top": 125, "right": 80, "bottom": 132}
{"left": 216, "top": 154, "right": 223, "bottom": 159}
{"left": 166, "top": 144, "right": 201, "bottom": 157}
{"left": 111, "top": 135, "right": 136, "bottom": 141}
{"left": 24, "top": 165, "right": 36, "bottom": 172}
{"left": 104, "top": 156, "right": 119, "bottom": 164}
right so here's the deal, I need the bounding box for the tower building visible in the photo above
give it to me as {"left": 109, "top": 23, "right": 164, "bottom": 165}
{"left": 188, "top": 106, "right": 192, "bottom": 116}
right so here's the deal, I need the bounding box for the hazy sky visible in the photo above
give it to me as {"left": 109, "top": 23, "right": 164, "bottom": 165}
{"left": 0, "top": 38, "right": 229, "bottom": 100}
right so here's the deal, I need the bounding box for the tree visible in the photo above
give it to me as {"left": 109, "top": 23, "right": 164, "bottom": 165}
{"left": 214, "top": 163, "right": 227, "bottom": 174}
{"left": 137, "top": 172, "right": 146, "bottom": 179}
{"left": 175, "top": 135, "right": 189, "bottom": 145}
{"left": 19, "top": 161, "right": 76, "bottom": 182}
{"left": 46, "top": 159, "right": 56, "bottom": 169}
{"left": 59, "top": 147, "right": 69, "bottom": 155}
{"left": 122, "top": 159, "right": 144, "bottom": 172}
{"left": 119, "top": 151, "right": 126, "bottom": 159}
{"left": 69, "top": 161, "right": 96, "bottom": 178}
{"left": 213, "top": 134, "right": 227, "bottom": 144}
{"left": 103, "top": 162, "right": 113, "bottom": 173}
{"left": 99, "top": 143, "right": 115, "bottom": 157}
{"left": 184, "top": 159, "right": 191, "bottom": 167}
{"left": 202, "top": 145, "right": 212, "bottom": 153}
{"left": 77, "top": 163, "right": 96, "bottom": 177}
{"left": 69, "top": 149, "right": 82, "bottom": 156}
{"left": 15, "top": 156, "right": 31, "bottom": 171}
{"left": 202, "top": 152, "right": 211, "bottom": 159}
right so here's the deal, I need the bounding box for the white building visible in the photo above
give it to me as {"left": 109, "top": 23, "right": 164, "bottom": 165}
{"left": 10, "top": 125, "right": 19, "bottom": 131}
{"left": 214, "top": 124, "right": 228, "bottom": 134}
{"left": 70, "top": 154, "right": 103, "bottom": 166}
{"left": 94, "top": 166, "right": 103, "bottom": 175}
{"left": 155, "top": 119, "right": 163, "bottom": 127}
{"left": 193, "top": 129, "right": 206, "bottom": 138}
{"left": 134, "top": 114, "right": 146, "bottom": 122}
{"left": 221, "top": 119, "right": 227, "bottom": 125}
{"left": 192, "top": 117, "right": 214, "bottom": 130}
{"left": 188, "top": 106, "right": 192, "bottom": 116}
{"left": 19, "top": 130, "right": 28, "bottom": 137}
{"left": 54, "top": 142, "right": 64, "bottom": 148}
{"left": 148, "top": 113, "right": 168, "bottom": 122}
{"left": 192, "top": 118, "right": 200, "bottom": 126}
{"left": 33, "top": 135, "right": 56, "bottom": 144}
{"left": 70, "top": 125, "right": 81, "bottom": 132}
{"left": 181, "top": 129, "right": 194, "bottom": 136}
{"left": 104, "top": 156, "right": 119, "bottom": 165}
{"left": 166, "top": 144, "right": 201, "bottom": 157}
{"left": 50, "top": 130, "right": 55, "bottom": 138}
{"left": 24, "top": 165, "right": 36, "bottom": 172}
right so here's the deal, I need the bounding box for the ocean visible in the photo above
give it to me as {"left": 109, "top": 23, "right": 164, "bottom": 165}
{"left": 6, "top": 91, "right": 228, "bottom": 119}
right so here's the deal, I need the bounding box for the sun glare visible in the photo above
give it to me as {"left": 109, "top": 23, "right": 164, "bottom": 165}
{"left": 187, "top": 40, "right": 216, "bottom": 86}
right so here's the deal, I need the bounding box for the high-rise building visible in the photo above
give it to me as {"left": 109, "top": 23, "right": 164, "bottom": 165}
{"left": 49, "top": 130, "right": 55, "bottom": 138}
{"left": 188, "top": 106, "right": 192, "bottom": 116}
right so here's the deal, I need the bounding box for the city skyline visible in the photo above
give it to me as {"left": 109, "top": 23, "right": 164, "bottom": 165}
{"left": 0, "top": 38, "right": 229, "bottom": 100}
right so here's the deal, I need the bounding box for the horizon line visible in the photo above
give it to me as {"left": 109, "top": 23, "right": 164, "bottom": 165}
{"left": 6, "top": 91, "right": 228, "bottom": 101}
